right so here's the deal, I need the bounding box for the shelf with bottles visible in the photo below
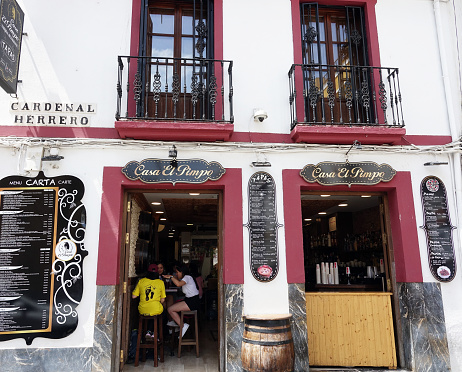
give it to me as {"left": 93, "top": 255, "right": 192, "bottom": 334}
{"left": 308, "top": 230, "right": 340, "bottom": 249}
{"left": 340, "top": 230, "right": 383, "bottom": 252}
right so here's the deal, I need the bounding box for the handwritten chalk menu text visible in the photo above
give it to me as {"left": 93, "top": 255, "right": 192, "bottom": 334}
{"left": 421, "top": 176, "right": 456, "bottom": 282}
{"left": 246, "top": 172, "right": 280, "bottom": 282}
{"left": 0, "top": 172, "right": 87, "bottom": 344}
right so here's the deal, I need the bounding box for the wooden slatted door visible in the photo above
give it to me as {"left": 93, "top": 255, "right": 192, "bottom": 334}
{"left": 305, "top": 292, "right": 397, "bottom": 368}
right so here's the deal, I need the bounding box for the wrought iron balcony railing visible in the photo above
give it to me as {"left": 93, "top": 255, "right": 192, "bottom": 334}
{"left": 116, "top": 56, "right": 234, "bottom": 123}
{"left": 289, "top": 64, "right": 404, "bottom": 130}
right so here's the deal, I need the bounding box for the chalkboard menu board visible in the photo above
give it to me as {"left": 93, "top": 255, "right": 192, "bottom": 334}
{"left": 246, "top": 172, "right": 280, "bottom": 282}
{"left": 421, "top": 176, "right": 456, "bottom": 282}
{"left": 0, "top": 171, "right": 87, "bottom": 344}
{"left": 0, "top": 0, "right": 24, "bottom": 94}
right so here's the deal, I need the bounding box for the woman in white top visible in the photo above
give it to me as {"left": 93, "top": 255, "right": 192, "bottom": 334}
{"left": 163, "top": 265, "right": 200, "bottom": 337}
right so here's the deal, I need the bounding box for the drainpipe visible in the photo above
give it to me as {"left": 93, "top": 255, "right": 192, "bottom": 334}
{"left": 433, "top": 0, "right": 462, "bottom": 264}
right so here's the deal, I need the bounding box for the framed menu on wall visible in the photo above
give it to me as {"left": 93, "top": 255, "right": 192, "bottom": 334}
{"left": 246, "top": 172, "right": 281, "bottom": 282}
{"left": 421, "top": 176, "right": 456, "bottom": 282}
{"left": 0, "top": 171, "right": 87, "bottom": 344}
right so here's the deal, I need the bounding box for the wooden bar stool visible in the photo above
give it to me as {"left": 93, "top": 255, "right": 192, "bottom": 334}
{"left": 178, "top": 310, "right": 199, "bottom": 358}
{"left": 134, "top": 314, "right": 164, "bottom": 367}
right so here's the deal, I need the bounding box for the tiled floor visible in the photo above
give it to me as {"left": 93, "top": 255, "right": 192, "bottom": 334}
{"left": 123, "top": 318, "right": 219, "bottom": 372}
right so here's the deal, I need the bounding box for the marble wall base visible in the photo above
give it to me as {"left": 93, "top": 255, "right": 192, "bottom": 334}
{"left": 224, "top": 284, "right": 244, "bottom": 371}
{"left": 288, "top": 283, "right": 309, "bottom": 372}
{"left": 397, "top": 282, "right": 450, "bottom": 372}
{"left": 0, "top": 285, "right": 116, "bottom": 372}
{"left": 0, "top": 282, "right": 451, "bottom": 372}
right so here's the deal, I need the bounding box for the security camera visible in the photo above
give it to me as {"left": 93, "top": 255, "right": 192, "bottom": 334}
{"left": 253, "top": 109, "right": 268, "bottom": 122}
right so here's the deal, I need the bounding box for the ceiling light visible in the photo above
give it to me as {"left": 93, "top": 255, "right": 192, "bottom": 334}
{"left": 189, "top": 192, "right": 200, "bottom": 196}
{"left": 160, "top": 218, "right": 166, "bottom": 221}
{"left": 320, "top": 195, "right": 330, "bottom": 197}
{"left": 318, "top": 212, "right": 327, "bottom": 215}
{"left": 361, "top": 195, "right": 371, "bottom": 198}
{"left": 338, "top": 203, "right": 348, "bottom": 207}
{"left": 168, "top": 236, "right": 174, "bottom": 238}
{"left": 304, "top": 218, "right": 312, "bottom": 221}
{"left": 151, "top": 202, "right": 161, "bottom": 205}
{"left": 155, "top": 211, "right": 164, "bottom": 214}
{"left": 187, "top": 223, "right": 193, "bottom": 226}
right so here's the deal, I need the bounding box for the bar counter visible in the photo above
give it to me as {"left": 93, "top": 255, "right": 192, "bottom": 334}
{"left": 305, "top": 291, "right": 397, "bottom": 368}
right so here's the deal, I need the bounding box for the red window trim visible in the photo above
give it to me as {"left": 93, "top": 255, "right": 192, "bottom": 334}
{"left": 96, "top": 166, "right": 243, "bottom": 286}
{"left": 289, "top": 0, "right": 405, "bottom": 145}
{"left": 291, "top": 0, "right": 380, "bottom": 67}
{"left": 283, "top": 169, "right": 423, "bottom": 284}
{"left": 120, "top": 0, "right": 231, "bottom": 142}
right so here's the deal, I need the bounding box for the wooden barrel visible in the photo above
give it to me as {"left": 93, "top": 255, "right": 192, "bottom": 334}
{"left": 241, "top": 314, "right": 294, "bottom": 372}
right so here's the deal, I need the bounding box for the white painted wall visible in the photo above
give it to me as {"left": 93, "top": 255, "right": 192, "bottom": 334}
{"left": 0, "top": 0, "right": 132, "bottom": 127}
{"left": 0, "top": 0, "right": 458, "bottom": 137}
{"left": 0, "top": 0, "right": 460, "bottom": 369}
{"left": 0, "top": 141, "right": 460, "bottom": 370}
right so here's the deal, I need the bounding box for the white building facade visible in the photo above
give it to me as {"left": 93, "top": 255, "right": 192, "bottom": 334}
{"left": 0, "top": 0, "right": 460, "bottom": 371}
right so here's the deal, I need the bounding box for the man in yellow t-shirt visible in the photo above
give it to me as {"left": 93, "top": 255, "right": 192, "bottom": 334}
{"left": 132, "top": 264, "right": 166, "bottom": 316}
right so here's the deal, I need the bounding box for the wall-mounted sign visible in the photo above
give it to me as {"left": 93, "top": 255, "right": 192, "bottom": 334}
{"left": 0, "top": 0, "right": 24, "bottom": 94}
{"left": 0, "top": 171, "right": 87, "bottom": 344}
{"left": 300, "top": 161, "right": 396, "bottom": 186}
{"left": 122, "top": 158, "right": 225, "bottom": 185}
{"left": 11, "top": 102, "right": 96, "bottom": 126}
{"left": 245, "top": 172, "right": 281, "bottom": 282}
{"left": 420, "top": 176, "right": 456, "bottom": 282}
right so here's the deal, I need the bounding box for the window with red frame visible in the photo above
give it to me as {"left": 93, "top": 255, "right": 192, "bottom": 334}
{"left": 300, "top": 4, "right": 377, "bottom": 125}
{"left": 137, "top": 0, "right": 215, "bottom": 120}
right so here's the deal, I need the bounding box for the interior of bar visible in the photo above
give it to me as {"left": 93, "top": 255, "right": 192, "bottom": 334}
{"left": 122, "top": 191, "right": 220, "bottom": 370}
{"left": 302, "top": 192, "right": 398, "bottom": 368}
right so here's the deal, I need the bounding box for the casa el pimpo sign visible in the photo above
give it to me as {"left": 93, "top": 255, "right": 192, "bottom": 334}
{"left": 122, "top": 158, "right": 226, "bottom": 185}
{"left": 0, "top": 0, "right": 24, "bottom": 94}
{"left": 300, "top": 161, "right": 396, "bottom": 186}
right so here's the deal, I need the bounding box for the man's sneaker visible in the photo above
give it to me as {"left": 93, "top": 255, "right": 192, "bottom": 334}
{"left": 167, "top": 320, "right": 177, "bottom": 327}
{"left": 180, "top": 323, "right": 189, "bottom": 338}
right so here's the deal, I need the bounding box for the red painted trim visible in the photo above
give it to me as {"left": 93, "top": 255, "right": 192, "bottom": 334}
{"left": 292, "top": 0, "right": 380, "bottom": 65}
{"left": 115, "top": 120, "right": 234, "bottom": 141}
{"left": 229, "top": 132, "right": 293, "bottom": 143}
{"left": 291, "top": 125, "right": 406, "bottom": 145}
{"left": 97, "top": 167, "right": 243, "bottom": 285}
{"left": 129, "top": 0, "right": 142, "bottom": 117}
{"left": 290, "top": 0, "right": 383, "bottom": 142}
{"left": 0, "top": 125, "right": 451, "bottom": 146}
{"left": 214, "top": 0, "right": 223, "bottom": 61}
{"left": 282, "top": 169, "right": 422, "bottom": 284}
{"left": 0, "top": 126, "right": 120, "bottom": 138}
{"left": 398, "top": 135, "right": 453, "bottom": 146}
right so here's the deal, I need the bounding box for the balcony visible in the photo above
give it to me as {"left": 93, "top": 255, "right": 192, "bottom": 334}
{"left": 115, "top": 56, "right": 234, "bottom": 142}
{"left": 289, "top": 64, "right": 406, "bottom": 145}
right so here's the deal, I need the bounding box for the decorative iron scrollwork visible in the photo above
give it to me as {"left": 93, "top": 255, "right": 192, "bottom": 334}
{"left": 350, "top": 29, "right": 362, "bottom": 45}
{"left": 327, "top": 79, "right": 335, "bottom": 123}
{"left": 304, "top": 26, "right": 317, "bottom": 44}
{"left": 308, "top": 75, "right": 320, "bottom": 120}
{"left": 209, "top": 74, "right": 217, "bottom": 120}
{"left": 133, "top": 72, "right": 142, "bottom": 104}
{"left": 195, "top": 20, "right": 207, "bottom": 57}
